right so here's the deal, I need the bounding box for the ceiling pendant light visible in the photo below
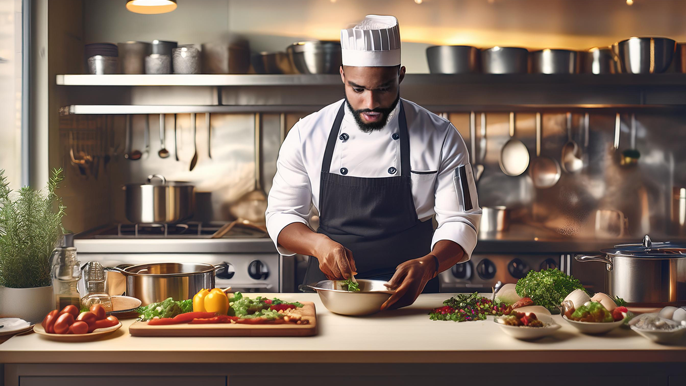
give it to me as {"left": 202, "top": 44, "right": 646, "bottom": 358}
{"left": 126, "top": 0, "right": 177, "bottom": 14}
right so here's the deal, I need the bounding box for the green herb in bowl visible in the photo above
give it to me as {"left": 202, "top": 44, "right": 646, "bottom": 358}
{"left": 341, "top": 278, "right": 360, "bottom": 292}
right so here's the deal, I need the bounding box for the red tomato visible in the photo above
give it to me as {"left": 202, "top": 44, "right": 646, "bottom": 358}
{"left": 60, "top": 305, "right": 79, "bottom": 319}
{"left": 76, "top": 311, "right": 98, "bottom": 332}
{"left": 69, "top": 321, "right": 89, "bottom": 334}
{"left": 53, "top": 313, "right": 75, "bottom": 334}
{"left": 42, "top": 310, "right": 59, "bottom": 333}
{"left": 94, "top": 315, "right": 119, "bottom": 329}
{"left": 89, "top": 304, "right": 107, "bottom": 320}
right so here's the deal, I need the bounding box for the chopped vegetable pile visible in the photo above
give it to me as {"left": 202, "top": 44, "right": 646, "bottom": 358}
{"left": 429, "top": 292, "right": 511, "bottom": 322}
{"left": 568, "top": 301, "right": 614, "bottom": 323}
{"left": 136, "top": 298, "right": 193, "bottom": 321}
{"left": 500, "top": 311, "right": 544, "bottom": 327}
{"left": 515, "top": 268, "right": 585, "bottom": 312}
{"left": 230, "top": 292, "right": 303, "bottom": 320}
{"left": 341, "top": 278, "right": 360, "bottom": 292}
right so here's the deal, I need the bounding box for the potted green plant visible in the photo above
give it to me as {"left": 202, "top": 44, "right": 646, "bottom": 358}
{"left": 0, "top": 169, "right": 66, "bottom": 323}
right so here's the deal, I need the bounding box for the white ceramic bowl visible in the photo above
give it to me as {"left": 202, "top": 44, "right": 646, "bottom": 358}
{"left": 308, "top": 279, "right": 393, "bottom": 316}
{"left": 630, "top": 325, "right": 686, "bottom": 344}
{"left": 495, "top": 314, "right": 561, "bottom": 340}
{"left": 563, "top": 315, "right": 624, "bottom": 335}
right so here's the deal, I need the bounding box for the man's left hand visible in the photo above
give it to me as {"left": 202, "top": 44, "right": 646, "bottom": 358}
{"left": 380, "top": 255, "right": 436, "bottom": 311}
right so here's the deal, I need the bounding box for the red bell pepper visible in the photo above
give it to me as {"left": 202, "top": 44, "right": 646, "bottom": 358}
{"left": 147, "top": 311, "right": 216, "bottom": 325}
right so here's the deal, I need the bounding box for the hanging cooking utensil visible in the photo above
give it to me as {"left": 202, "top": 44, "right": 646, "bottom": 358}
{"left": 206, "top": 113, "right": 212, "bottom": 160}
{"left": 622, "top": 113, "right": 640, "bottom": 166}
{"left": 124, "top": 115, "right": 141, "bottom": 161}
{"left": 530, "top": 112, "right": 561, "bottom": 189}
{"left": 143, "top": 114, "right": 150, "bottom": 160}
{"left": 475, "top": 113, "right": 486, "bottom": 182}
{"left": 561, "top": 112, "right": 582, "bottom": 173}
{"left": 279, "top": 113, "right": 287, "bottom": 143}
{"left": 228, "top": 113, "right": 268, "bottom": 225}
{"left": 174, "top": 114, "right": 179, "bottom": 162}
{"left": 469, "top": 111, "right": 478, "bottom": 176}
{"left": 499, "top": 112, "right": 530, "bottom": 176}
{"left": 158, "top": 114, "right": 170, "bottom": 159}
{"left": 189, "top": 113, "right": 198, "bottom": 171}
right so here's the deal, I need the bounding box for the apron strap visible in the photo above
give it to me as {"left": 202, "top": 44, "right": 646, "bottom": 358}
{"left": 321, "top": 102, "right": 347, "bottom": 175}
{"left": 397, "top": 101, "right": 410, "bottom": 177}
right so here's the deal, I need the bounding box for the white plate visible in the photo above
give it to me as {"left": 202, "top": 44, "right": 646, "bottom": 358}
{"left": 0, "top": 318, "right": 32, "bottom": 337}
{"left": 33, "top": 322, "right": 122, "bottom": 342}
{"left": 563, "top": 315, "right": 623, "bottom": 335}
{"left": 110, "top": 296, "right": 142, "bottom": 314}
{"left": 495, "top": 314, "right": 561, "bottom": 340}
{"left": 631, "top": 325, "right": 686, "bottom": 344}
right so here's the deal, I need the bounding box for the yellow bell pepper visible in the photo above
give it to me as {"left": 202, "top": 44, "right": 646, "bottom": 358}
{"left": 193, "top": 289, "right": 209, "bottom": 312}
{"left": 204, "top": 288, "right": 229, "bottom": 315}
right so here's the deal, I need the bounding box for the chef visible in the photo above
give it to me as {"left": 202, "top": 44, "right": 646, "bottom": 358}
{"left": 266, "top": 15, "right": 481, "bottom": 310}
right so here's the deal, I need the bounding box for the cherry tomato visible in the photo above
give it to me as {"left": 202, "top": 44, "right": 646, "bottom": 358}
{"left": 60, "top": 304, "right": 79, "bottom": 319}
{"left": 77, "top": 311, "right": 98, "bottom": 332}
{"left": 53, "top": 313, "right": 75, "bottom": 334}
{"left": 94, "top": 315, "right": 119, "bottom": 329}
{"left": 41, "top": 310, "right": 59, "bottom": 334}
{"left": 90, "top": 304, "right": 107, "bottom": 320}
{"left": 69, "top": 321, "right": 89, "bottom": 334}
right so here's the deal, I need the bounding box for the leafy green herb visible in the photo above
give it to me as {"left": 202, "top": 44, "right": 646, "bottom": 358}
{"left": 429, "top": 292, "right": 510, "bottom": 322}
{"left": 230, "top": 292, "right": 303, "bottom": 320}
{"left": 342, "top": 278, "right": 360, "bottom": 292}
{"left": 613, "top": 296, "right": 627, "bottom": 307}
{"left": 136, "top": 298, "right": 193, "bottom": 321}
{"left": 515, "top": 268, "right": 585, "bottom": 312}
{"left": 0, "top": 169, "right": 66, "bottom": 288}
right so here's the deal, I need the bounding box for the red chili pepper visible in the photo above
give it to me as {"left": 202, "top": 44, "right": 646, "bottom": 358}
{"left": 147, "top": 312, "right": 217, "bottom": 325}
{"left": 264, "top": 299, "right": 272, "bottom": 304}
{"left": 269, "top": 304, "right": 296, "bottom": 311}
{"left": 189, "top": 315, "right": 238, "bottom": 324}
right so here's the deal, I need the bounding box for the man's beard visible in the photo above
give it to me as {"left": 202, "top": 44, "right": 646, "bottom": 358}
{"left": 345, "top": 94, "right": 400, "bottom": 133}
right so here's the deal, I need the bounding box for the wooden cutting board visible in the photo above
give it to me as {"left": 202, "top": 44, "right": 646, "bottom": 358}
{"left": 128, "top": 302, "right": 317, "bottom": 337}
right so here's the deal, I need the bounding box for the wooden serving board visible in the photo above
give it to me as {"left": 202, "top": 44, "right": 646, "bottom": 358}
{"left": 128, "top": 302, "right": 317, "bottom": 337}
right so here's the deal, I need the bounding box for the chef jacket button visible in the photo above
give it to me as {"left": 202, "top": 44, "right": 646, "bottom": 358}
{"left": 339, "top": 133, "right": 349, "bottom": 141}
{"left": 392, "top": 133, "right": 400, "bottom": 140}
{"left": 340, "top": 167, "right": 348, "bottom": 175}
{"left": 388, "top": 167, "right": 397, "bottom": 175}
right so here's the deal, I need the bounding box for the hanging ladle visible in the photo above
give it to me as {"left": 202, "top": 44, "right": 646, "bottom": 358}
{"left": 124, "top": 115, "right": 141, "bottom": 161}
{"left": 499, "top": 112, "right": 530, "bottom": 176}
{"left": 529, "top": 112, "right": 561, "bottom": 188}
{"left": 561, "top": 112, "right": 582, "bottom": 173}
{"left": 189, "top": 113, "right": 198, "bottom": 171}
{"left": 158, "top": 114, "right": 170, "bottom": 158}
{"left": 621, "top": 113, "right": 640, "bottom": 166}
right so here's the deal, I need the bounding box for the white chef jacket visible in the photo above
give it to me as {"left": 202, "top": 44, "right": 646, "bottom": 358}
{"left": 266, "top": 98, "right": 481, "bottom": 259}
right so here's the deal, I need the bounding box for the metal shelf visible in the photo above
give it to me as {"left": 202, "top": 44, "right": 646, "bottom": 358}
{"left": 56, "top": 73, "right": 686, "bottom": 87}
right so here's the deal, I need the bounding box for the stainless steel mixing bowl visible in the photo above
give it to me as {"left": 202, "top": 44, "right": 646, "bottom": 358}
{"left": 308, "top": 279, "right": 393, "bottom": 316}
{"left": 287, "top": 41, "right": 342, "bottom": 74}
{"left": 612, "top": 37, "right": 676, "bottom": 74}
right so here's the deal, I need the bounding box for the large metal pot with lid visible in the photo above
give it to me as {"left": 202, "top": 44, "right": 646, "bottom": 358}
{"left": 106, "top": 263, "right": 227, "bottom": 306}
{"left": 576, "top": 235, "right": 686, "bottom": 306}
{"left": 123, "top": 174, "right": 195, "bottom": 223}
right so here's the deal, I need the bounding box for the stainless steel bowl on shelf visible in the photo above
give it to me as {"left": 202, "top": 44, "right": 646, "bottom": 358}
{"left": 252, "top": 51, "right": 296, "bottom": 74}
{"left": 287, "top": 41, "right": 342, "bottom": 74}
{"left": 426, "top": 45, "right": 480, "bottom": 74}
{"left": 582, "top": 47, "right": 617, "bottom": 74}
{"left": 612, "top": 37, "right": 677, "bottom": 74}
{"left": 481, "top": 47, "right": 529, "bottom": 74}
{"left": 530, "top": 49, "right": 580, "bottom": 74}
{"left": 307, "top": 279, "right": 393, "bottom": 316}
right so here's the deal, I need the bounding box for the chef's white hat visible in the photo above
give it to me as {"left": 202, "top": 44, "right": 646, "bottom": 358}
{"left": 340, "top": 15, "right": 401, "bottom": 67}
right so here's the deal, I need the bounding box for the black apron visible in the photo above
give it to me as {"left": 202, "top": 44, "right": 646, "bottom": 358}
{"left": 303, "top": 100, "right": 438, "bottom": 293}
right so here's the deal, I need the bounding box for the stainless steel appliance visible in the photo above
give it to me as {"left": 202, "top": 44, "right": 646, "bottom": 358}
{"left": 123, "top": 174, "right": 195, "bottom": 224}
{"left": 74, "top": 222, "right": 291, "bottom": 294}
{"left": 440, "top": 253, "right": 570, "bottom": 292}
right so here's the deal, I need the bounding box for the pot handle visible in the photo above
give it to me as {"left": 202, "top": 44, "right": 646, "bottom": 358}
{"left": 104, "top": 266, "right": 130, "bottom": 275}
{"left": 147, "top": 174, "right": 167, "bottom": 184}
{"left": 575, "top": 254, "right": 613, "bottom": 271}
{"left": 213, "top": 262, "right": 228, "bottom": 274}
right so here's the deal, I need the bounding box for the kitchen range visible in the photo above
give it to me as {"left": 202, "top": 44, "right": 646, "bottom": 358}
{"left": 2, "top": 0, "right": 686, "bottom": 385}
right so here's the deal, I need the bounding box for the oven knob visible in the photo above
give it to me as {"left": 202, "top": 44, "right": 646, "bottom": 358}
{"left": 540, "top": 258, "right": 558, "bottom": 271}
{"left": 451, "top": 261, "right": 473, "bottom": 280}
{"left": 216, "top": 262, "right": 235, "bottom": 280}
{"left": 507, "top": 258, "right": 530, "bottom": 279}
{"left": 248, "top": 260, "right": 269, "bottom": 280}
{"left": 476, "top": 259, "right": 496, "bottom": 280}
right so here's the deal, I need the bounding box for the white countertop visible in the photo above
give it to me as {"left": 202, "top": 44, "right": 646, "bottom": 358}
{"left": 1, "top": 293, "right": 685, "bottom": 364}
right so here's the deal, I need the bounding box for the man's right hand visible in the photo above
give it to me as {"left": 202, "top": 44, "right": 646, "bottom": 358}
{"left": 313, "top": 236, "right": 358, "bottom": 280}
